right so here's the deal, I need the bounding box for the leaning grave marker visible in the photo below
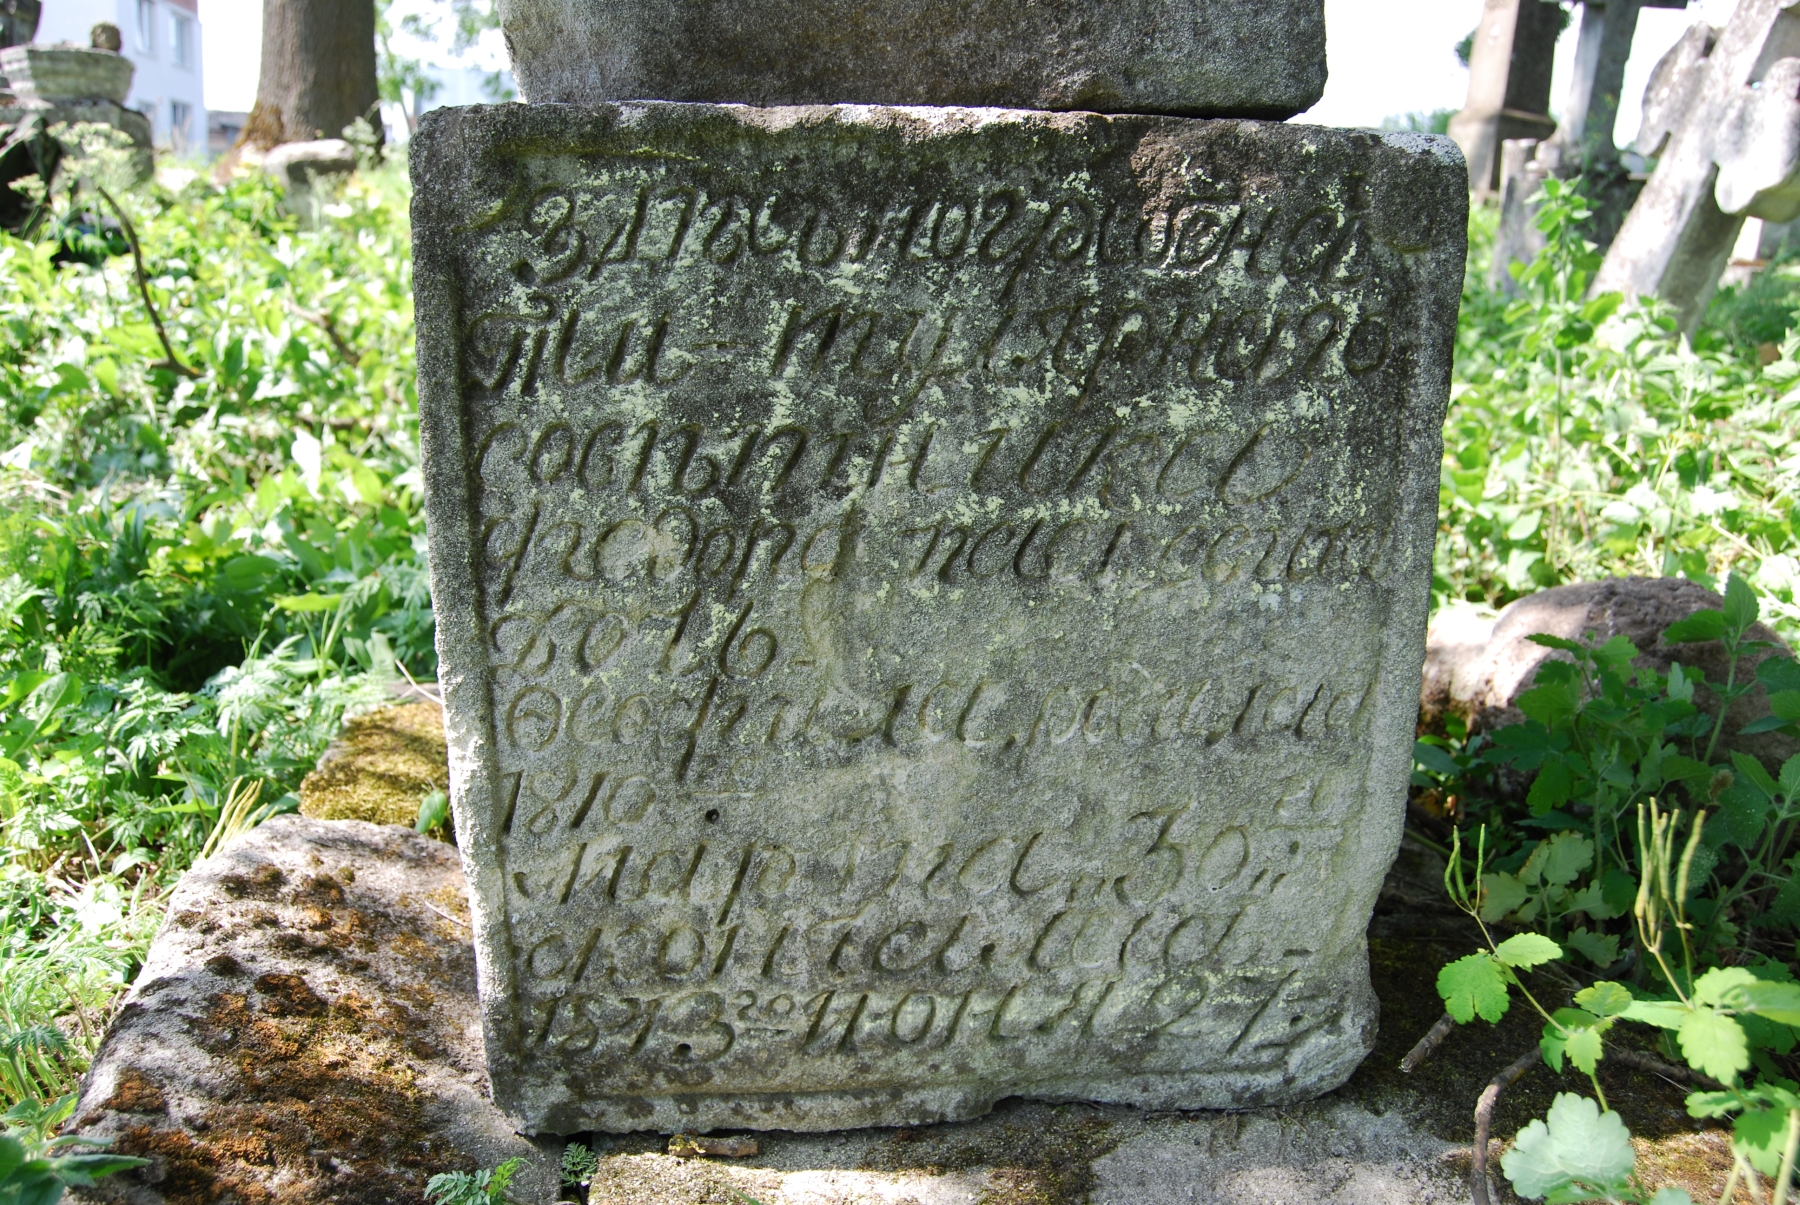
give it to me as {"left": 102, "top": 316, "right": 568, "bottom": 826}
{"left": 413, "top": 98, "right": 1467, "bottom": 1133}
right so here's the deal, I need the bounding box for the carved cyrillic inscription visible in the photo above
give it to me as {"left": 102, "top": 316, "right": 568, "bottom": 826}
{"left": 415, "top": 102, "right": 1464, "bottom": 1130}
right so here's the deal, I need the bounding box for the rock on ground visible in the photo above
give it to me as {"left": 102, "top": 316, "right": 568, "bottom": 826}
{"left": 298, "top": 700, "right": 446, "bottom": 826}
{"left": 69, "top": 816, "right": 556, "bottom": 1205}
{"left": 1422, "top": 576, "right": 1797, "bottom": 768}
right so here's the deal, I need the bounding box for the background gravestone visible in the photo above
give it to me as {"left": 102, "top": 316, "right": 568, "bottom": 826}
{"left": 1449, "top": 0, "right": 1565, "bottom": 192}
{"left": 412, "top": 97, "right": 1467, "bottom": 1133}
{"left": 1593, "top": 0, "right": 1800, "bottom": 331}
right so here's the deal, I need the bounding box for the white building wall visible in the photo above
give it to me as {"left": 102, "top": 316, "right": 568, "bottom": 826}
{"left": 34, "top": 0, "right": 206, "bottom": 156}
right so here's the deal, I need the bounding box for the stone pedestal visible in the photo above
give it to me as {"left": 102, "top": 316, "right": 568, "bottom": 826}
{"left": 1449, "top": 0, "right": 1565, "bottom": 192}
{"left": 498, "top": 0, "right": 1327, "bottom": 118}
{"left": 411, "top": 100, "right": 1466, "bottom": 1133}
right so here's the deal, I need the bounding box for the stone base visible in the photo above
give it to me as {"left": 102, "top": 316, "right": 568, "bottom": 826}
{"left": 67, "top": 816, "right": 1722, "bottom": 1204}
{"left": 583, "top": 1099, "right": 1467, "bottom": 1204}
{"left": 68, "top": 818, "right": 558, "bottom": 1205}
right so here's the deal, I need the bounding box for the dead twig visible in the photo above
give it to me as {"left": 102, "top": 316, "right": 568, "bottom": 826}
{"left": 93, "top": 184, "right": 201, "bottom": 379}
{"left": 1402, "top": 1012, "right": 1457, "bottom": 1073}
{"left": 292, "top": 304, "right": 358, "bottom": 365}
{"left": 420, "top": 899, "right": 468, "bottom": 929}
{"left": 1472, "top": 1048, "right": 1541, "bottom": 1205}
{"left": 1609, "top": 1047, "right": 1725, "bottom": 1090}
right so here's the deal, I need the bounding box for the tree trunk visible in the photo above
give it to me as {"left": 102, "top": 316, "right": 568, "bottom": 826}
{"left": 242, "top": 0, "right": 379, "bottom": 150}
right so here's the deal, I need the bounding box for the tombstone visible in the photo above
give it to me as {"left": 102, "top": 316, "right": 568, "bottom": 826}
{"left": 1556, "top": 0, "right": 1690, "bottom": 172}
{"left": 0, "top": 0, "right": 37, "bottom": 50}
{"left": 1593, "top": 0, "right": 1800, "bottom": 332}
{"left": 1449, "top": 0, "right": 1566, "bottom": 192}
{"left": 0, "top": 35, "right": 152, "bottom": 231}
{"left": 1493, "top": 137, "right": 1552, "bottom": 292}
{"left": 411, "top": 1, "right": 1468, "bottom": 1135}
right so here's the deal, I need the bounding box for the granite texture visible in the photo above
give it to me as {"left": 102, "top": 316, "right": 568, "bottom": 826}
{"left": 495, "top": 0, "right": 1326, "bottom": 119}
{"left": 410, "top": 101, "right": 1467, "bottom": 1132}
{"left": 67, "top": 817, "right": 559, "bottom": 1205}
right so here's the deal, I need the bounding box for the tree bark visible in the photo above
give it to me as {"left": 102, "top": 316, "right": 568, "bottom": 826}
{"left": 242, "top": 0, "right": 379, "bottom": 149}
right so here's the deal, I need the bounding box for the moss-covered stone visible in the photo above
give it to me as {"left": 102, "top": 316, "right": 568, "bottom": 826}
{"left": 298, "top": 701, "right": 446, "bottom": 827}
{"left": 68, "top": 817, "right": 556, "bottom": 1205}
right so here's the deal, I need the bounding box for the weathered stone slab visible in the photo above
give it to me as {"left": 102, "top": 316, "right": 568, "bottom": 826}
{"left": 411, "top": 101, "right": 1466, "bottom": 1133}
{"left": 68, "top": 817, "right": 559, "bottom": 1205}
{"left": 495, "top": 0, "right": 1326, "bottom": 119}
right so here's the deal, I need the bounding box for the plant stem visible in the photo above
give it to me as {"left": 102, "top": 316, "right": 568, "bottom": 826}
{"left": 1704, "top": 634, "right": 1740, "bottom": 766}
{"left": 1773, "top": 1108, "right": 1800, "bottom": 1205}
{"left": 1470, "top": 1048, "right": 1541, "bottom": 1205}
{"left": 93, "top": 185, "right": 201, "bottom": 380}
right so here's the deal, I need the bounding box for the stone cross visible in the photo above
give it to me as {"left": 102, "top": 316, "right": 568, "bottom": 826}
{"left": 1594, "top": 0, "right": 1800, "bottom": 331}
{"left": 1450, "top": 0, "right": 1566, "bottom": 191}
{"left": 1556, "top": 0, "right": 1690, "bottom": 171}
{"left": 412, "top": 0, "right": 1467, "bottom": 1135}
{"left": 1488, "top": 1, "right": 1691, "bottom": 288}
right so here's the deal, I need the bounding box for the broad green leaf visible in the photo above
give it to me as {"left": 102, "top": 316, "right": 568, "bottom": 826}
{"left": 1540, "top": 831, "right": 1594, "bottom": 887}
{"left": 1563, "top": 928, "right": 1620, "bottom": 968}
{"left": 1595, "top": 634, "right": 1638, "bottom": 667}
{"left": 1501, "top": 1093, "right": 1636, "bottom": 1201}
{"left": 1724, "top": 573, "right": 1760, "bottom": 635}
{"left": 1663, "top": 609, "right": 1727, "bottom": 644}
{"left": 1520, "top": 682, "right": 1580, "bottom": 731}
{"left": 1574, "top": 981, "right": 1634, "bottom": 1018}
{"left": 1494, "top": 932, "right": 1563, "bottom": 969}
{"left": 0, "top": 1134, "right": 25, "bottom": 1182}
{"left": 1562, "top": 880, "right": 1621, "bottom": 920}
{"left": 1541, "top": 1008, "right": 1606, "bottom": 1074}
{"left": 1685, "top": 1089, "right": 1738, "bottom": 1119}
{"left": 1784, "top": 753, "right": 1800, "bottom": 798}
{"left": 1478, "top": 872, "right": 1528, "bottom": 922}
{"left": 1734, "top": 1107, "right": 1789, "bottom": 1176}
{"left": 1622, "top": 999, "right": 1688, "bottom": 1029}
{"left": 1759, "top": 656, "right": 1800, "bottom": 694}
{"left": 1668, "top": 661, "right": 1695, "bottom": 702}
{"left": 1526, "top": 758, "right": 1576, "bottom": 812}
{"left": 1733, "top": 751, "right": 1780, "bottom": 797}
{"left": 1507, "top": 511, "right": 1542, "bottom": 540}
{"left": 1739, "top": 980, "right": 1800, "bottom": 1026}
{"left": 1677, "top": 1009, "right": 1749, "bottom": 1082}
{"left": 1693, "top": 966, "right": 1759, "bottom": 1007}
{"left": 272, "top": 592, "right": 345, "bottom": 612}
{"left": 1413, "top": 740, "right": 1459, "bottom": 777}
{"left": 1582, "top": 293, "right": 1623, "bottom": 326}
{"left": 1646, "top": 1189, "right": 1695, "bottom": 1205}
{"left": 1769, "top": 691, "right": 1800, "bottom": 721}
{"left": 1438, "top": 952, "right": 1510, "bottom": 1024}
{"left": 1525, "top": 633, "right": 1586, "bottom": 653}
{"left": 1565, "top": 1025, "right": 1605, "bottom": 1075}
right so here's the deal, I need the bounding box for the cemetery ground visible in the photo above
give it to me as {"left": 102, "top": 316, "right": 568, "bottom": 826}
{"left": 5, "top": 142, "right": 1800, "bottom": 1201}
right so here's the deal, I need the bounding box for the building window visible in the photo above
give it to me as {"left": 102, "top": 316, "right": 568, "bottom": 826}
{"left": 170, "top": 14, "right": 192, "bottom": 68}
{"left": 135, "top": 0, "right": 154, "bottom": 54}
{"left": 170, "top": 100, "right": 192, "bottom": 152}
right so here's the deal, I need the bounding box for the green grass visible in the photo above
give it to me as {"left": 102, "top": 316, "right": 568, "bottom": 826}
{"left": 0, "top": 136, "right": 427, "bottom": 1103}
{"left": 1441, "top": 186, "right": 1800, "bottom": 641}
